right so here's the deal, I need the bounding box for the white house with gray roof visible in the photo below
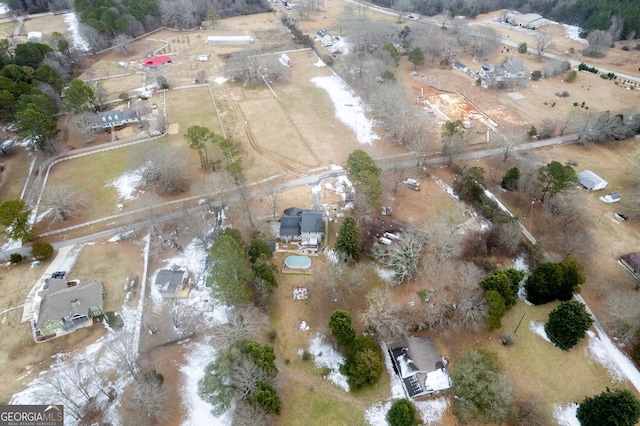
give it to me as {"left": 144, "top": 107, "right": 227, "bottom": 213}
{"left": 90, "top": 109, "right": 140, "bottom": 129}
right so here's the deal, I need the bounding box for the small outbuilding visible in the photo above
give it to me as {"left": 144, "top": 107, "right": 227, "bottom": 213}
{"left": 27, "top": 31, "right": 43, "bottom": 42}
{"left": 620, "top": 252, "right": 640, "bottom": 279}
{"left": 141, "top": 55, "right": 173, "bottom": 68}
{"left": 600, "top": 193, "right": 621, "bottom": 203}
{"left": 205, "top": 36, "right": 254, "bottom": 44}
{"left": 578, "top": 170, "right": 608, "bottom": 191}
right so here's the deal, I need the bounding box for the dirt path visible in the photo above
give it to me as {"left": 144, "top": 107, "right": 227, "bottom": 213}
{"left": 226, "top": 94, "right": 302, "bottom": 176}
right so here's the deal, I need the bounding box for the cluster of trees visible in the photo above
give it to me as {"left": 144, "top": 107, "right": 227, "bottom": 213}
{"left": 479, "top": 268, "right": 525, "bottom": 330}
{"left": 525, "top": 255, "right": 585, "bottom": 305}
{"left": 198, "top": 337, "right": 282, "bottom": 424}
{"left": 72, "top": 0, "right": 271, "bottom": 48}
{"left": 335, "top": 216, "right": 361, "bottom": 262}
{"left": 185, "top": 125, "right": 241, "bottom": 173}
{"left": 328, "top": 310, "right": 383, "bottom": 389}
{"left": 207, "top": 228, "right": 277, "bottom": 307}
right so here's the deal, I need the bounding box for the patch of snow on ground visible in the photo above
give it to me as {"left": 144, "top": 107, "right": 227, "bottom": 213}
{"left": 0, "top": 3, "right": 9, "bottom": 14}
{"left": 326, "top": 249, "right": 338, "bottom": 263}
{"left": 180, "top": 337, "right": 233, "bottom": 426}
{"left": 375, "top": 266, "right": 395, "bottom": 283}
{"left": 64, "top": 13, "right": 90, "bottom": 51}
{"left": 314, "top": 58, "right": 326, "bottom": 67}
{"left": 586, "top": 330, "right": 625, "bottom": 382}
{"left": 311, "top": 75, "right": 379, "bottom": 145}
{"left": 311, "top": 183, "right": 321, "bottom": 194}
{"left": 365, "top": 401, "right": 392, "bottom": 426}
{"left": 214, "top": 76, "right": 229, "bottom": 84}
{"left": 553, "top": 403, "right": 580, "bottom": 426}
{"left": 330, "top": 164, "right": 344, "bottom": 171}
{"left": 382, "top": 342, "right": 405, "bottom": 399}
{"left": 107, "top": 170, "right": 143, "bottom": 201}
{"left": 415, "top": 398, "right": 449, "bottom": 425}
{"left": 529, "top": 321, "right": 552, "bottom": 343}
{"left": 434, "top": 177, "right": 458, "bottom": 200}
{"left": 563, "top": 24, "right": 588, "bottom": 44}
{"left": 512, "top": 253, "right": 529, "bottom": 274}
{"left": 308, "top": 333, "right": 349, "bottom": 391}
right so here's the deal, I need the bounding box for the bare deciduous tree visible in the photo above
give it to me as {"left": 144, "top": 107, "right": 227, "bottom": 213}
{"left": 114, "top": 33, "right": 134, "bottom": 54}
{"left": 442, "top": 133, "right": 466, "bottom": 167}
{"left": 69, "top": 112, "right": 95, "bottom": 142}
{"left": 42, "top": 185, "right": 88, "bottom": 224}
{"left": 602, "top": 290, "right": 640, "bottom": 345}
{"left": 516, "top": 393, "right": 552, "bottom": 426}
{"left": 209, "top": 305, "right": 268, "bottom": 347}
{"left": 497, "top": 130, "right": 526, "bottom": 161}
{"left": 583, "top": 30, "right": 613, "bottom": 57}
{"left": 125, "top": 370, "right": 169, "bottom": 423}
{"left": 359, "top": 287, "right": 408, "bottom": 341}
{"left": 138, "top": 148, "right": 190, "bottom": 194}
{"left": 534, "top": 30, "right": 552, "bottom": 60}
{"left": 372, "top": 227, "right": 426, "bottom": 285}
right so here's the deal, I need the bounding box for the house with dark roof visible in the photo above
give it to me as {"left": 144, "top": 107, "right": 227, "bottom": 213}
{"left": 35, "top": 278, "right": 104, "bottom": 338}
{"left": 279, "top": 207, "right": 324, "bottom": 244}
{"left": 155, "top": 267, "right": 189, "bottom": 298}
{"left": 90, "top": 109, "right": 140, "bottom": 129}
{"left": 389, "top": 336, "right": 452, "bottom": 399}
{"left": 620, "top": 253, "right": 640, "bottom": 280}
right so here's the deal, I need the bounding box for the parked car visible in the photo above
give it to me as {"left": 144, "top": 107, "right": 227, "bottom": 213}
{"left": 616, "top": 213, "right": 629, "bottom": 221}
{"left": 51, "top": 271, "right": 66, "bottom": 279}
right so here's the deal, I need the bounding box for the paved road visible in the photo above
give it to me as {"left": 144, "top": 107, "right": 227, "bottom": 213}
{"left": 3, "top": 132, "right": 578, "bottom": 257}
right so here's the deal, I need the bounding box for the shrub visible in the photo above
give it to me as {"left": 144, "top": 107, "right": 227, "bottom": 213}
{"left": 9, "top": 253, "right": 23, "bottom": 264}
{"left": 518, "top": 42, "right": 528, "bottom": 53}
{"left": 622, "top": 45, "right": 630, "bottom": 51}
{"left": 486, "top": 290, "right": 506, "bottom": 331}
{"left": 528, "top": 125, "right": 537, "bottom": 138}
{"left": 545, "top": 300, "right": 593, "bottom": 350}
{"left": 387, "top": 398, "right": 420, "bottom": 426}
{"left": 566, "top": 69, "right": 577, "bottom": 82}
{"left": 530, "top": 70, "right": 542, "bottom": 80}
{"left": 104, "top": 311, "right": 124, "bottom": 330}
{"left": 501, "top": 167, "right": 520, "bottom": 191}
{"left": 31, "top": 241, "right": 54, "bottom": 261}
{"left": 301, "top": 350, "right": 311, "bottom": 361}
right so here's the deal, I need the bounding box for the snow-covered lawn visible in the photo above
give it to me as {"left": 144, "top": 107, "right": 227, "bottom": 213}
{"left": 107, "top": 170, "right": 143, "bottom": 202}
{"left": 311, "top": 75, "right": 379, "bottom": 145}
{"left": 529, "top": 321, "right": 552, "bottom": 343}
{"left": 308, "top": 333, "right": 349, "bottom": 392}
{"left": 180, "top": 337, "right": 233, "bottom": 426}
{"left": 554, "top": 402, "right": 580, "bottom": 426}
{"left": 63, "top": 13, "right": 90, "bottom": 52}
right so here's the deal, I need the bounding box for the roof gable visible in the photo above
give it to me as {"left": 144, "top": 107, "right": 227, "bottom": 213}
{"left": 301, "top": 210, "right": 322, "bottom": 233}
{"left": 37, "top": 281, "right": 103, "bottom": 328}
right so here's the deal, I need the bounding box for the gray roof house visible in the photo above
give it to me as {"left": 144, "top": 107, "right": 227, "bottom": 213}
{"left": 36, "top": 278, "right": 104, "bottom": 338}
{"left": 90, "top": 109, "right": 140, "bottom": 129}
{"left": 155, "top": 267, "right": 189, "bottom": 298}
{"left": 578, "top": 170, "right": 608, "bottom": 191}
{"left": 389, "top": 337, "right": 452, "bottom": 399}
{"left": 279, "top": 207, "right": 323, "bottom": 243}
{"left": 495, "top": 59, "right": 526, "bottom": 80}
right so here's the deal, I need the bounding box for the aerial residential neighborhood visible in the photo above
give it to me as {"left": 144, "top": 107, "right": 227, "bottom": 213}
{"left": 1, "top": 0, "right": 640, "bottom": 425}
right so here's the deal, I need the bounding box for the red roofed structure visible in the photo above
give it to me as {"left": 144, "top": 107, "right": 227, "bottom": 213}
{"left": 141, "top": 55, "right": 173, "bottom": 68}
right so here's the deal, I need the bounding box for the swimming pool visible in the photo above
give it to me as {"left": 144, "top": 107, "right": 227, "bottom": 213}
{"left": 284, "top": 255, "right": 312, "bottom": 270}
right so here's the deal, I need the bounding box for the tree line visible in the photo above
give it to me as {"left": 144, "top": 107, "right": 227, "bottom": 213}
{"left": 363, "top": 0, "right": 640, "bottom": 41}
